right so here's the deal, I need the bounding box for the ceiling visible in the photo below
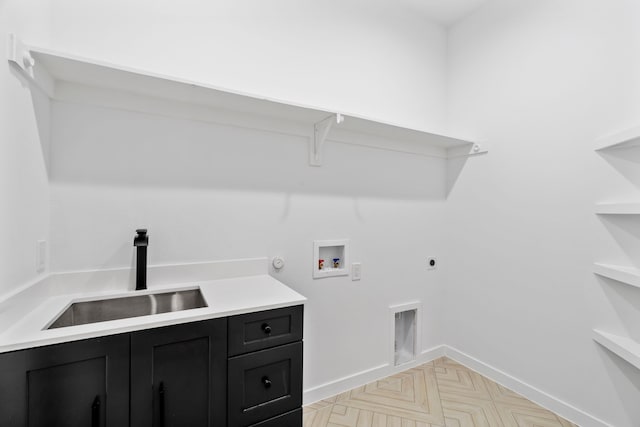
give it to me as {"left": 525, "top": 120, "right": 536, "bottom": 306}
{"left": 396, "top": 0, "right": 490, "bottom": 26}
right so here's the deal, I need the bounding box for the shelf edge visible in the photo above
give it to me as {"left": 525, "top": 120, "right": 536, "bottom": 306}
{"left": 593, "top": 329, "right": 640, "bottom": 370}
{"left": 25, "top": 42, "right": 477, "bottom": 149}
{"left": 594, "top": 125, "right": 640, "bottom": 151}
{"left": 595, "top": 203, "right": 640, "bottom": 215}
{"left": 9, "top": 33, "right": 487, "bottom": 165}
{"left": 593, "top": 263, "right": 640, "bottom": 288}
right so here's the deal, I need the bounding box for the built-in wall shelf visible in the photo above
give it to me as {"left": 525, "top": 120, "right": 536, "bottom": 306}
{"left": 7, "top": 34, "right": 486, "bottom": 165}
{"left": 595, "top": 203, "right": 640, "bottom": 215}
{"left": 593, "top": 329, "right": 640, "bottom": 370}
{"left": 595, "top": 126, "right": 640, "bottom": 151}
{"left": 594, "top": 263, "right": 640, "bottom": 289}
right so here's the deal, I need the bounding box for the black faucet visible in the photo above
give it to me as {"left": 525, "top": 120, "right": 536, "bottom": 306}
{"left": 133, "top": 229, "right": 148, "bottom": 290}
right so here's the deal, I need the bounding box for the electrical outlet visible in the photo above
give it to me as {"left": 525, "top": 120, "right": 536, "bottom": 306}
{"left": 427, "top": 257, "right": 437, "bottom": 270}
{"left": 36, "top": 240, "right": 46, "bottom": 273}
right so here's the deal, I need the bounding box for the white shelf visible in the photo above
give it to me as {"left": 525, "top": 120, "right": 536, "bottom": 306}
{"left": 7, "top": 34, "right": 485, "bottom": 164}
{"left": 593, "top": 329, "right": 640, "bottom": 370}
{"left": 595, "top": 203, "right": 640, "bottom": 215}
{"left": 594, "top": 263, "right": 640, "bottom": 289}
{"left": 595, "top": 126, "right": 640, "bottom": 151}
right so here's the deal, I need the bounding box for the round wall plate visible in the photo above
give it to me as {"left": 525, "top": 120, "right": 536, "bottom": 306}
{"left": 272, "top": 256, "right": 285, "bottom": 270}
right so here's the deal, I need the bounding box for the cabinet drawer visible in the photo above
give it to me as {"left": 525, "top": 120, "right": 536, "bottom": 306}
{"left": 228, "top": 342, "right": 302, "bottom": 426}
{"left": 228, "top": 305, "right": 303, "bottom": 356}
{"left": 249, "top": 408, "right": 301, "bottom": 427}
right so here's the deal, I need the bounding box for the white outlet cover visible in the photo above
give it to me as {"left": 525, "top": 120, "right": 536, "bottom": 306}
{"left": 352, "top": 262, "right": 361, "bottom": 280}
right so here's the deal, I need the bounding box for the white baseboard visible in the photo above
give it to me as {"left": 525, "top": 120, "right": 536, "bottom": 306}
{"left": 303, "top": 344, "right": 609, "bottom": 427}
{"left": 303, "top": 345, "right": 445, "bottom": 405}
{"left": 444, "top": 346, "right": 611, "bottom": 427}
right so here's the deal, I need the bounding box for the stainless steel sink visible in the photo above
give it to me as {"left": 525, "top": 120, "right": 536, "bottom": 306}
{"left": 47, "top": 288, "right": 207, "bottom": 329}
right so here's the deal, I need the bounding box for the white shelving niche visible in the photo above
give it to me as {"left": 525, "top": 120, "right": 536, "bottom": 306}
{"left": 593, "top": 124, "right": 640, "bottom": 372}
{"left": 7, "top": 34, "right": 486, "bottom": 167}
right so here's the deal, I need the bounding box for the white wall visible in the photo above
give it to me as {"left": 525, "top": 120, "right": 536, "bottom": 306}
{"left": 0, "top": 0, "right": 51, "bottom": 297}
{"left": 446, "top": 0, "right": 640, "bottom": 425}
{"left": 49, "top": 0, "right": 448, "bottom": 133}
{"left": 14, "top": 1, "right": 639, "bottom": 421}
{"left": 43, "top": 0, "right": 450, "bottom": 394}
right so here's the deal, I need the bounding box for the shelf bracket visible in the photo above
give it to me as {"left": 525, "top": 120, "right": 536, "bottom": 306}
{"left": 7, "top": 33, "right": 35, "bottom": 78}
{"left": 310, "top": 113, "right": 344, "bottom": 166}
{"left": 446, "top": 142, "right": 488, "bottom": 159}
{"left": 7, "top": 33, "right": 54, "bottom": 97}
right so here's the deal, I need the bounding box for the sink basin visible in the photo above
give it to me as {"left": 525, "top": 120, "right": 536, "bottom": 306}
{"left": 47, "top": 288, "right": 207, "bottom": 329}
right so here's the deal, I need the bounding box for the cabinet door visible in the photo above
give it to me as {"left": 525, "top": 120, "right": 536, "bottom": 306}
{"left": 0, "top": 334, "right": 130, "bottom": 427}
{"left": 130, "top": 318, "right": 227, "bottom": 427}
{"left": 228, "top": 342, "right": 303, "bottom": 426}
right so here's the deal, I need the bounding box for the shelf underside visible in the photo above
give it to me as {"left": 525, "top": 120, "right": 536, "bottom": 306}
{"left": 593, "top": 263, "right": 640, "bottom": 289}
{"left": 593, "top": 329, "right": 640, "bottom": 370}
{"left": 595, "top": 126, "right": 640, "bottom": 151}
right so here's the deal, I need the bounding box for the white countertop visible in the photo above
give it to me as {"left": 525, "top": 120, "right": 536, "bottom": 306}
{"left": 0, "top": 271, "right": 306, "bottom": 354}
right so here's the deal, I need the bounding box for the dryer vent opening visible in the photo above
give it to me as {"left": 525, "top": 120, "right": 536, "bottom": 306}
{"left": 394, "top": 308, "right": 417, "bottom": 366}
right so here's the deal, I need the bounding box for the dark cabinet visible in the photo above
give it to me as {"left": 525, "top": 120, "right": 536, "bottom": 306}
{"left": 228, "top": 342, "right": 302, "bottom": 426}
{"left": 130, "top": 318, "right": 227, "bottom": 427}
{"left": 228, "top": 305, "right": 304, "bottom": 427}
{"left": 0, "top": 334, "right": 129, "bottom": 427}
{"left": 249, "top": 409, "right": 302, "bottom": 427}
{"left": 0, "top": 304, "right": 303, "bottom": 427}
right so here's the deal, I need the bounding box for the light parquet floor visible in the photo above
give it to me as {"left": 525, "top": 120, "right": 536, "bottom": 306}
{"left": 303, "top": 357, "right": 578, "bottom": 427}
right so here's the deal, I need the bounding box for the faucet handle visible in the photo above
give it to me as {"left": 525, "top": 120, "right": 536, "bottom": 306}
{"left": 134, "top": 229, "right": 149, "bottom": 247}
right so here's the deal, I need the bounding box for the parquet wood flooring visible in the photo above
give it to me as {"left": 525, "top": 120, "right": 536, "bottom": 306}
{"left": 303, "top": 357, "right": 578, "bottom": 427}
